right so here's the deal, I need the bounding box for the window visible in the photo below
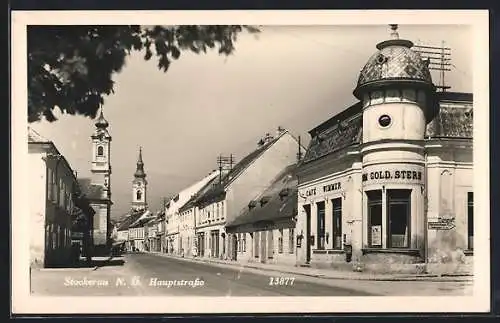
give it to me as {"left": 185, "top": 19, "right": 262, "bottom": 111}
{"left": 136, "top": 190, "right": 142, "bottom": 201}
{"left": 47, "top": 168, "right": 53, "bottom": 200}
{"left": 387, "top": 189, "right": 411, "bottom": 248}
{"left": 367, "top": 190, "right": 383, "bottom": 248}
{"left": 316, "top": 202, "right": 326, "bottom": 249}
{"left": 289, "top": 228, "right": 295, "bottom": 254}
{"left": 332, "top": 197, "right": 342, "bottom": 249}
{"left": 237, "top": 233, "right": 241, "bottom": 252}
{"left": 97, "top": 146, "right": 104, "bottom": 156}
{"left": 221, "top": 202, "right": 225, "bottom": 219}
{"left": 59, "top": 179, "right": 64, "bottom": 206}
{"left": 468, "top": 192, "right": 473, "bottom": 250}
{"left": 278, "top": 229, "right": 283, "bottom": 253}
{"left": 45, "top": 225, "right": 50, "bottom": 249}
{"left": 52, "top": 171, "right": 57, "bottom": 202}
{"left": 242, "top": 233, "right": 246, "bottom": 252}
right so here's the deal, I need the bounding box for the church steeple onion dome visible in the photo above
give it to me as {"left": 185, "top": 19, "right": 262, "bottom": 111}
{"left": 134, "top": 146, "right": 146, "bottom": 178}
{"left": 95, "top": 107, "right": 109, "bottom": 129}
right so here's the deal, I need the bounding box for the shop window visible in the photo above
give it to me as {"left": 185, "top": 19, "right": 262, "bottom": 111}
{"left": 468, "top": 192, "right": 473, "bottom": 250}
{"left": 367, "top": 190, "right": 383, "bottom": 248}
{"left": 387, "top": 189, "right": 411, "bottom": 248}
{"left": 332, "top": 197, "right": 342, "bottom": 249}
{"left": 289, "top": 228, "right": 294, "bottom": 254}
{"left": 278, "top": 229, "right": 283, "bottom": 253}
{"left": 317, "top": 201, "right": 326, "bottom": 249}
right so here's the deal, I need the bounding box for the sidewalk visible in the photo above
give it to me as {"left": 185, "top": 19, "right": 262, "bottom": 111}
{"left": 33, "top": 256, "right": 115, "bottom": 272}
{"left": 148, "top": 251, "right": 473, "bottom": 282}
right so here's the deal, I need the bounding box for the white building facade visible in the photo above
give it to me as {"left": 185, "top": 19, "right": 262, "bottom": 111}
{"left": 295, "top": 26, "right": 473, "bottom": 274}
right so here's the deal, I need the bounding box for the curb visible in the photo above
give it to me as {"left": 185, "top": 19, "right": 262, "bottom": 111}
{"left": 35, "top": 266, "right": 98, "bottom": 272}
{"left": 147, "top": 253, "right": 473, "bottom": 282}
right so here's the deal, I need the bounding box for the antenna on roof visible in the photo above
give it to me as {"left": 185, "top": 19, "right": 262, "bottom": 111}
{"left": 297, "top": 136, "right": 303, "bottom": 162}
{"left": 217, "top": 154, "right": 235, "bottom": 184}
{"left": 413, "top": 40, "right": 452, "bottom": 92}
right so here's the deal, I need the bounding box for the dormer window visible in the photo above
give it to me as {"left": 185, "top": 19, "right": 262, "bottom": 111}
{"left": 248, "top": 200, "right": 257, "bottom": 210}
{"left": 260, "top": 196, "right": 271, "bottom": 207}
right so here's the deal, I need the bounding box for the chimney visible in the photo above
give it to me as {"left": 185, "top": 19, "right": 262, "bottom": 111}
{"left": 276, "top": 126, "right": 285, "bottom": 137}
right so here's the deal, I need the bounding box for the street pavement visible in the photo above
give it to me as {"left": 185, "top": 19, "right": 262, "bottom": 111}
{"left": 30, "top": 252, "right": 473, "bottom": 296}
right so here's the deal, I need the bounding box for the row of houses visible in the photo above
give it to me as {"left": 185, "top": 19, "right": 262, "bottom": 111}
{"left": 114, "top": 26, "right": 474, "bottom": 274}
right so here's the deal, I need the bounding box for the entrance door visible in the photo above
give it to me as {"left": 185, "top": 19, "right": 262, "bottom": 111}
{"left": 232, "top": 234, "right": 238, "bottom": 260}
{"left": 304, "top": 205, "right": 312, "bottom": 264}
{"left": 260, "top": 231, "right": 267, "bottom": 263}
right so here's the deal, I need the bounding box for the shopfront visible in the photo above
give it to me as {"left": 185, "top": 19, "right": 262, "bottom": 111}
{"left": 295, "top": 25, "right": 473, "bottom": 274}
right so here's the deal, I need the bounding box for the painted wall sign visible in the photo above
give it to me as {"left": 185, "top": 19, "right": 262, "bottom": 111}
{"left": 428, "top": 218, "right": 456, "bottom": 230}
{"left": 300, "top": 181, "right": 342, "bottom": 198}
{"left": 362, "top": 165, "right": 424, "bottom": 185}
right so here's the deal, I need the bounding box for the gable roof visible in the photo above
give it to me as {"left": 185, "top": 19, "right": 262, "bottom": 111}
{"left": 178, "top": 175, "right": 221, "bottom": 213}
{"left": 28, "top": 127, "right": 51, "bottom": 143}
{"left": 116, "top": 211, "right": 143, "bottom": 231}
{"left": 226, "top": 163, "right": 298, "bottom": 228}
{"left": 193, "top": 131, "right": 289, "bottom": 207}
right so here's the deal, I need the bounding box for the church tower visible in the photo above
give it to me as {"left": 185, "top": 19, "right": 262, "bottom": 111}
{"left": 91, "top": 107, "right": 112, "bottom": 196}
{"left": 131, "top": 147, "right": 148, "bottom": 211}
{"left": 89, "top": 106, "right": 113, "bottom": 250}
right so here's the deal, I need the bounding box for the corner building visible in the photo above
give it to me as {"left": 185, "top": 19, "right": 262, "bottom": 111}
{"left": 296, "top": 26, "right": 473, "bottom": 274}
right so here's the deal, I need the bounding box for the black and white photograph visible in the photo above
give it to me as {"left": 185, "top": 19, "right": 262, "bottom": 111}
{"left": 12, "top": 10, "right": 490, "bottom": 314}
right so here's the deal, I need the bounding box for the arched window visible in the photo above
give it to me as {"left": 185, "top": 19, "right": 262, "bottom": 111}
{"left": 136, "top": 190, "right": 142, "bottom": 201}
{"left": 97, "top": 146, "right": 104, "bottom": 156}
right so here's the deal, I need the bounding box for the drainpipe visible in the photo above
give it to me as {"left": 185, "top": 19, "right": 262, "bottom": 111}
{"left": 424, "top": 150, "right": 429, "bottom": 270}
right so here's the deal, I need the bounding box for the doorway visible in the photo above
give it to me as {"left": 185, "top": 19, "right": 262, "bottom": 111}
{"left": 304, "top": 204, "right": 311, "bottom": 264}
{"left": 260, "top": 231, "right": 266, "bottom": 263}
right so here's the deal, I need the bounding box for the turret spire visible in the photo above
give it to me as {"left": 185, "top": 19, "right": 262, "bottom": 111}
{"left": 134, "top": 146, "right": 146, "bottom": 178}
{"left": 389, "top": 24, "right": 399, "bottom": 40}
{"left": 95, "top": 106, "right": 109, "bottom": 129}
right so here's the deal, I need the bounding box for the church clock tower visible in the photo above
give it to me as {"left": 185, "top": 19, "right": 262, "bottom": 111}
{"left": 89, "top": 107, "right": 113, "bottom": 250}
{"left": 131, "top": 147, "right": 148, "bottom": 211}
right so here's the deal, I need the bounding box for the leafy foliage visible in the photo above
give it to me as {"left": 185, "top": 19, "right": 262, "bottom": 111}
{"left": 28, "top": 25, "right": 260, "bottom": 123}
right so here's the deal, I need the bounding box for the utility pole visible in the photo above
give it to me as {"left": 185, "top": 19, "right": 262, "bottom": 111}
{"left": 297, "top": 136, "right": 303, "bottom": 162}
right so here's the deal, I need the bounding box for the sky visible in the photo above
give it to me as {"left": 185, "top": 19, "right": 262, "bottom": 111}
{"left": 29, "top": 25, "right": 473, "bottom": 220}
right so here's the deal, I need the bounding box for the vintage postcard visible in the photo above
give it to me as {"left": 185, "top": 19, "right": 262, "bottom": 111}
{"left": 11, "top": 10, "right": 490, "bottom": 314}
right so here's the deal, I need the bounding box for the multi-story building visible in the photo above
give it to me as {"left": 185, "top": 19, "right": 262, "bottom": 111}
{"left": 28, "top": 127, "right": 93, "bottom": 268}
{"left": 296, "top": 25, "right": 473, "bottom": 274}
{"left": 184, "top": 128, "right": 305, "bottom": 260}
{"left": 165, "top": 170, "right": 220, "bottom": 256}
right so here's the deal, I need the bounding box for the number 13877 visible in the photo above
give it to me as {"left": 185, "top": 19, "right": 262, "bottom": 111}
{"left": 269, "top": 277, "right": 295, "bottom": 286}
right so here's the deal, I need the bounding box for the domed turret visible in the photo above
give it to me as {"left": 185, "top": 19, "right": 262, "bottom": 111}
{"left": 353, "top": 24, "right": 438, "bottom": 122}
